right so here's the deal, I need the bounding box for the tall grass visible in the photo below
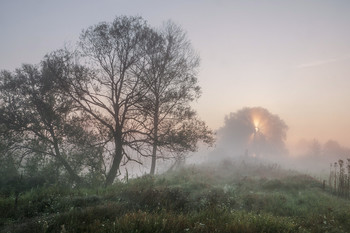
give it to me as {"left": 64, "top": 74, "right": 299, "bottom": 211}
{"left": 2, "top": 160, "right": 350, "bottom": 233}
{"left": 329, "top": 158, "right": 350, "bottom": 198}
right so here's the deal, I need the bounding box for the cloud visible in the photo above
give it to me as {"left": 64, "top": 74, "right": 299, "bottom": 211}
{"left": 297, "top": 55, "right": 350, "bottom": 69}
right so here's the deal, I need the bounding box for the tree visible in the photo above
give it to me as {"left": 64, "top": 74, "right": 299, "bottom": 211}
{"left": 48, "top": 16, "right": 153, "bottom": 186}
{"left": 216, "top": 107, "right": 288, "bottom": 158}
{"left": 0, "top": 62, "right": 101, "bottom": 185}
{"left": 45, "top": 16, "right": 214, "bottom": 183}
{"left": 139, "top": 21, "right": 213, "bottom": 174}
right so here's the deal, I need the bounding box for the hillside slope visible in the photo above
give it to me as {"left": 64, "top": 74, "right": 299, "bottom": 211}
{"left": 1, "top": 160, "right": 350, "bottom": 233}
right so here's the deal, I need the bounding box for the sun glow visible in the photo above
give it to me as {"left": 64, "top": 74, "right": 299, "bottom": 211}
{"left": 249, "top": 116, "right": 262, "bottom": 143}
{"left": 252, "top": 115, "right": 261, "bottom": 134}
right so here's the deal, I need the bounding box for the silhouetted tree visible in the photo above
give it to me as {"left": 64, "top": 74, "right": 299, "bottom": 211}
{"left": 0, "top": 63, "right": 101, "bottom": 185}
{"left": 48, "top": 16, "right": 153, "bottom": 185}
{"left": 139, "top": 21, "right": 213, "bottom": 175}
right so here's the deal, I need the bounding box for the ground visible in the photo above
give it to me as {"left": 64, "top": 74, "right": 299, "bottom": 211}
{"left": 1, "top": 159, "right": 350, "bottom": 233}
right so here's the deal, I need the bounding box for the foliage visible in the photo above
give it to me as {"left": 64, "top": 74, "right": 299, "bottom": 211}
{"left": 0, "top": 62, "right": 104, "bottom": 185}
{"left": 1, "top": 160, "right": 350, "bottom": 233}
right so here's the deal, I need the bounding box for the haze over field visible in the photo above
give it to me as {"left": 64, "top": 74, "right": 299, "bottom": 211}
{"left": 3, "top": 3, "right": 350, "bottom": 232}
{"left": 1, "top": 0, "right": 350, "bottom": 158}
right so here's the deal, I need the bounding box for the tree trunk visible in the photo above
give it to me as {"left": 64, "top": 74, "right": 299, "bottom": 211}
{"left": 150, "top": 142, "right": 158, "bottom": 175}
{"left": 105, "top": 137, "right": 124, "bottom": 186}
{"left": 52, "top": 140, "right": 82, "bottom": 185}
{"left": 150, "top": 103, "right": 159, "bottom": 175}
{"left": 50, "top": 128, "right": 82, "bottom": 185}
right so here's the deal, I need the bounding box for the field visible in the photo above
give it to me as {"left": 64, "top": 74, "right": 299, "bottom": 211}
{"left": 1, "top": 159, "right": 350, "bottom": 233}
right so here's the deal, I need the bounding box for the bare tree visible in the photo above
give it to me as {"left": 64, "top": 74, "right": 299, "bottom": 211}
{"left": 139, "top": 22, "right": 214, "bottom": 175}
{"left": 48, "top": 16, "right": 152, "bottom": 185}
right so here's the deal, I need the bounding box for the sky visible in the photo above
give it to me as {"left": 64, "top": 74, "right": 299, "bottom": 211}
{"left": 1, "top": 0, "right": 350, "bottom": 148}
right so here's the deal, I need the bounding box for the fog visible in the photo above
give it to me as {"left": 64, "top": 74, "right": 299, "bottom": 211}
{"left": 2, "top": 1, "right": 350, "bottom": 179}
{"left": 185, "top": 106, "right": 350, "bottom": 178}
{"left": 2, "top": 2, "right": 350, "bottom": 231}
{"left": 213, "top": 107, "right": 288, "bottom": 159}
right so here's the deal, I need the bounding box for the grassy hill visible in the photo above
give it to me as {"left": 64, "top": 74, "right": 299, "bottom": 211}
{"left": 1, "top": 159, "right": 350, "bottom": 233}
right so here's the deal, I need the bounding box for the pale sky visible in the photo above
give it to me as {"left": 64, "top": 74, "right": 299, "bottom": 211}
{"left": 1, "top": 0, "right": 350, "bottom": 147}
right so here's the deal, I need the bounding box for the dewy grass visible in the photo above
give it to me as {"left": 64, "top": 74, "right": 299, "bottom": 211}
{"left": 2, "top": 161, "right": 350, "bottom": 233}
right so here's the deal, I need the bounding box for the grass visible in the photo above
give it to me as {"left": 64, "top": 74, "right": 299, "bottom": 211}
{"left": 1, "top": 160, "right": 350, "bottom": 232}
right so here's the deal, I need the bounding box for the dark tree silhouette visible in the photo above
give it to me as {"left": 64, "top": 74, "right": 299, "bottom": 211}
{"left": 0, "top": 63, "right": 101, "bottom": 185}
{"left": 47, "top": 16, "right": 153, "bottom": 185}
{"left": 139, "top": 21, "right": 213, "bottom": 175}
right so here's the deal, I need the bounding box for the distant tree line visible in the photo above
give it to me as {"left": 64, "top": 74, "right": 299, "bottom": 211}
{"left": 0, "top": 16, "right": 213, "bottom": 189}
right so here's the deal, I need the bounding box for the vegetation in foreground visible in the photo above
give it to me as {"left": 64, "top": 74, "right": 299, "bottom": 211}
{"left": 1, "top": 160, "right": 350, "bottom": 233}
